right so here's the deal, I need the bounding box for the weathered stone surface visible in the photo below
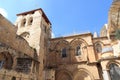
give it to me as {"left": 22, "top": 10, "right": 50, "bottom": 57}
{"left": 1, "top": 1, "right": 120, "bottom": 80}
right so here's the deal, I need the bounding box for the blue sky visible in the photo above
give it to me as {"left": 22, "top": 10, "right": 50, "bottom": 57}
{"left": 0, "top": 0, "right": 113, "bottom": 37}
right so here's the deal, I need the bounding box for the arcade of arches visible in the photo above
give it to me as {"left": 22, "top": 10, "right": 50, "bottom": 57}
{"left": 56, "top": 69, "right": 94, "bottom": 80}
{"left": 0, "top": 0, "right": 120, "bottom": 80}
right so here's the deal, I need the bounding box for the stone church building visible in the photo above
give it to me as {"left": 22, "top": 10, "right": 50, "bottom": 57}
{"left": 0, "top": 0, "right": 120, "bottom": 80}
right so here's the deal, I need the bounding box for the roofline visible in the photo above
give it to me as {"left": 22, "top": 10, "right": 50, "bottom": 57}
{"left": 51, "top": 32, "right": 93, "bottom": 40}
{"left": 16, "top": 8, "right": 52, "bottom": 25}
{"left": 93, "top": 36, "right": 108, "bottom": 39}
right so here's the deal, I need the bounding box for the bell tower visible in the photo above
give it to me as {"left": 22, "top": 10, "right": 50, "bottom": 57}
{"left": 108, "top": 0, "right": 120, "bottom": 35}
{"left": 15, "top": 8, "right": 52, "bottom": 80}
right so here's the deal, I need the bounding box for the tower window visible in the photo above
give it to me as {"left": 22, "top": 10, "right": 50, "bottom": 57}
{"left": 28, "top": 17, "right": 33, "bottom": 25}
{"left": 61, "top": 48, "right": 67, "bottom": 58}
{"left": 21, "top": 19, "right": 26, "bottom": 27}
{"left": 76, "top": 45, "right": 81, "bottom": 56}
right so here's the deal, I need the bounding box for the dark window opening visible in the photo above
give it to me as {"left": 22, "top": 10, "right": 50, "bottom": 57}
{"left": 76, "top": 46, "right": 81, "bottom": 56}
{"left": 11, "top": 76, "right": 16, "bottom": 80}
{"left": 29, "top": 17, "right": 33, "bottom": 25}
{"left": 61, "top": 48, "right": 67, "bottom": 58}
{"left": 95, "top": 43, "right": 102, "bottom": 53}
{"left": 21, "top": 19, "right": 26, "bottom": 26}
{"left": 0, "top": 61, "right": 4, "bottom": 69}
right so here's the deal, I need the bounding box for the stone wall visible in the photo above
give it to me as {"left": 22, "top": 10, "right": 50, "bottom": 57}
{"left": 0, "top": 69, "right": 37, "bottom": 80}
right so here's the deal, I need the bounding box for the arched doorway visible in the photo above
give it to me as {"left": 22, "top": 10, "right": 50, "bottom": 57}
{"left": 56, "top": 70, "right": 72, "bottom": 80}
{"left": 109, "top": 63, "right": 120, "bottom": 80}
{"left": 74, "top": 69, "right": 94, "bottom": 80}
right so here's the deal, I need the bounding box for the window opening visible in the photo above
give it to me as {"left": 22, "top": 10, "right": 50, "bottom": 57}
{"left": 11, "top": 76, "right": 16, "bottom": 80}
{"left": 109, "top": 63, "right": 120, "bottom": 80}
{"left": 29, "top": 17, "right": 33, "bottom": 25}
{"left": 21, "top": 19, "right": 26, "bottom": 26}
{"left": 95, "top": 43, "right": 102, "bottom": 53}
{"left": 61, "top": 48, "right": 67, "bottom": 58}
{"left": 76, "top": 46, "right": 81, "bottom": 56}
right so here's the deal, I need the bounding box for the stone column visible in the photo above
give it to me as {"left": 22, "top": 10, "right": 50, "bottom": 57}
{"left": 102, "top": 69, "right": 111, "bottom": 80}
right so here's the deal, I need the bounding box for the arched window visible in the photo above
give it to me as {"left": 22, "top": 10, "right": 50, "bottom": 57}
{"left": 109, "top": 63, "right": 120, "bottom": 80}
{"left": 11, "top": 76, "right": 16, "bottom": 80}
{"left": 61, "top": 48, "right": 67, "bottom": 58}
{"left": 76, "top": 45, "right": 81, "bottom": 56}
{"left": 21, "top": 18, "right": 26, "bottom": 27}
{"left": 0, "top": 52, "right": 13, "bottom": 70}
{"left": 95, "top": 43, "right": 102, "bottom": 53}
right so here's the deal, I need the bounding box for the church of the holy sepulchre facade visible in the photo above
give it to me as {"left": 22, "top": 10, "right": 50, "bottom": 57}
{"left": 0, "top": 0, "right": 120, "bottom": 80}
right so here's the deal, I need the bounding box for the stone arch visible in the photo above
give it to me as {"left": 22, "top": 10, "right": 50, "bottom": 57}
{"left": 0, "top": 51, "right": 13, "bottom": 69}
{"left": 70, "top": 38, "right": 88, "bottom": 59}
{"left": 0, "top": 44, "right": 16, "bottom": 57}
{"left": 70, "top": 38, "right": 88, "bottom": 46}
{"left": 56, "top": 69, "right": 73, "bottom": 80}
{"left": 73, "top": 68, "right": 94, "bottom": 80}
{"left": 55, "top": 40, "right": 70, "bottom": 48}
{"left": 54, "top": 40, "right": 70, "bottom": 58}
{"left": 70, "top": 38, "right": 88, "bottom": 55}
{"left": 106, "top": 61, "right": 120, "bottom": 70}
{"left": 54, "top": 40, "right": 70, "bottom": 52}
{"left": 107, "top": 62, "right": 120, "bottom": 80}
{"left": 94, "top": 41, "right": 104, "bottom": 47}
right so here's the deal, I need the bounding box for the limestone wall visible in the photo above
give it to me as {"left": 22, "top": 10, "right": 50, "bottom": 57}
{"left": 0, "top": 14, "right": 34, "bottom": 58}
{"left": 0, "top": 69, "right": 37, "bottom": 80}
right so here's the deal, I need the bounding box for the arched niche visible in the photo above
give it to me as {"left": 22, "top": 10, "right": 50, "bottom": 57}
{"left": 94, "top": 41, "right": 104, "bottom": 53}
{"left": 70, "top": 38, "right": 88, "bottom": 55}
{"left": 73, "top": 68, "right": 94, "bottom": 80}
{"left": 70, "top": 38, "right": 88, "bottom": 61}
{"left": 108, "top": 63, "right": 120, "bottom": 80}
{"left": 56, "top": 70, "right": 73, "bottom": 80}
{"left": 0, "top": 51, "right": 13, "bottom": 69}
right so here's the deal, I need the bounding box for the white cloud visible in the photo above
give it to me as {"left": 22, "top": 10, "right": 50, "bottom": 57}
{"left": 0, "top": 8, "right": 8, "bottom": 18}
